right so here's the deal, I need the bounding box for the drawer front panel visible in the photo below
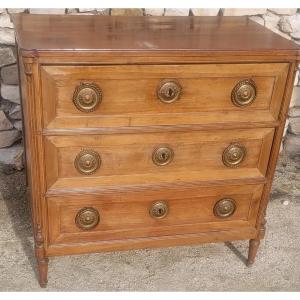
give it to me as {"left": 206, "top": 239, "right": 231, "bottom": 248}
{"left": 47, "top": 183, "right": 263, "bottom": 245}
{"left": 41, "top": 63, "right": 288, "bottom": 129}
{"left": 44, "top": 128, "right": 274, "bottom": 191}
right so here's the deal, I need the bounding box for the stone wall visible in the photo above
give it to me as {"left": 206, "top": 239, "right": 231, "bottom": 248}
{"left": 0, "top": 8, "right": 299, "bottom": 169}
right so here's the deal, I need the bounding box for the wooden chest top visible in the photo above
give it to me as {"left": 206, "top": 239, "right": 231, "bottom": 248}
{"left": 13, "top": 14, "right": 299, "bottom": 58}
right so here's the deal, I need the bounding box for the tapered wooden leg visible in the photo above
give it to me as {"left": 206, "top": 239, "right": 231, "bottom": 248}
{"left": 246, "top": 239, "right": 260, "bottom": 266}
{"left": 247, "top": 209, "right": 267, "bottom": 266}
{"left": 36, "top": 257, "right": 49, "bottom": 288}
{"left": 35, "top": 224, "right": 48, "bottom": 288}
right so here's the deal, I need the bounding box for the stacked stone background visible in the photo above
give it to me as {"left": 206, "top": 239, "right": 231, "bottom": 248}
{"left": 0, "top": 8, "right": 300, "bottom": 169}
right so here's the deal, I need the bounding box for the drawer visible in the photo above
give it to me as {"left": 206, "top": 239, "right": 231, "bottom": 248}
{"left": 47, "top": 183, "right": 263, "bottom": 246}
{"left": 40, "top": 63, "right": 288, "bottom": 129}
{"left": 44, "top": 128, "right": 274, "bottom": 192}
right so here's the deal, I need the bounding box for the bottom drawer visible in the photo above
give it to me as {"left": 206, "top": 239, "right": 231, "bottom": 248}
{"left": 47, "top": 183, "right": 263, "bottom": 246}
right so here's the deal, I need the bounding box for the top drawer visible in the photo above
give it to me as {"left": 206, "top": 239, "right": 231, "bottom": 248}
{"left": 40, "top": 63, "right": 288, "bottom": 130}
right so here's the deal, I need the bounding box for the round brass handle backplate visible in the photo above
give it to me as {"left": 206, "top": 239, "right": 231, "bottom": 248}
{"left": 73, "top": 82, "right": 102, "bottom": 112}
{"left": 157, "top": 79, "right": 182, "bottom": 103}
{"left": 149, "top": 201, "right": 169, "bottom": 219}
{"left": 74, "top": 149, "right": 101, "bottom": 175}
{"left": 214, "top": 198, "right": 236, "bottom": 218}
{"left": 231, "top": 79, "right": 257, "bottom": 107}
{"left": 152, "top": 146, "right": 174, "bottom": 166}
{"left": 222, "top": 143, "right": 246, "bottom": 168}
{"left": 75, "top": 207, "right": 100, "bottom": 230}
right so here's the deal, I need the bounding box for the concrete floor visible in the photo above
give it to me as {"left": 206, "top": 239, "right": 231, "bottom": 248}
{"left": 0, "top": 153, "right": 299, "bottom": 291}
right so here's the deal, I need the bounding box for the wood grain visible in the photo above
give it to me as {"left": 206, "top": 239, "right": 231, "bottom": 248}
{"left": 44, "top": 128, "right": 274, "bottom": 191}
{"left": 47, "top": 183, "right": 263, "bottom": 246}
{"left": 46, "top": 227, "right": 257, "bottom": 257}
{"left": 40, "top": 63, "right": 288, "bottom": 129}
{"left": 12, "top": 15, "right": 299, "bottom": 56}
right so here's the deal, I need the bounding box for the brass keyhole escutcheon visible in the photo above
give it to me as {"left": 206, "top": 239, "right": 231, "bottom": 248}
{"left": 157, "top": 79, "right": 182, "bottom": 103}
{"left": 75, "top": 207, "right": 100, "bottom": 230}
{"left": 73, "top": 82, "right": 102, "bottom": 112}
{"left": 213, "top": 198, "right": 236, "bottom": 218}
{"left": 152, "top": 146, "right": 174, "bottom": 166}
{"left": 74, "top": 149, "right": 101, "bottom": 175}
{"left": 222, "top": 143, "right": 246, "bottom": 168}
{"left": 231, "top": 79, "right": 257, "bottom": 107}
{"left": 149, "top": 201, "right": 169, "bottom": 219}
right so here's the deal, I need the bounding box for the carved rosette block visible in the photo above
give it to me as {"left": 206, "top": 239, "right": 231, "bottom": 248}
{"left": 23, "top": 61, "right": 33, "bottom": 76}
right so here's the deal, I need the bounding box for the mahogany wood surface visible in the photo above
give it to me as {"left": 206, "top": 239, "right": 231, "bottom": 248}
{"left": 13, "top": 14, "right": 299, "bottom": 287}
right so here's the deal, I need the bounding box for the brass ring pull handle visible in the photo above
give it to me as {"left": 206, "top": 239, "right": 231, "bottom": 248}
{"left": 157, "top": 79, "right": 182, "bottom": 103}
{"left": 213, "top": 198, "right": 236, "bottom": 218}
{"left": 75, "top": 207, "right": 100, "bottom": 230}
{"left": 74, "top": 149, "right": 101, "bottom": 175}
{"left": 231, "top": 79, "right": 257, "bottom": 107}
{"left": 152, "top": 146, "right": 174, "bottom": 166}
{"left": 73, "top": 82, "right": 102, "bottom": 112}
{"left": 222, "top": 143, "right": 246, "bottom": 168}
{"left": 149, "top": 201, "right": 169, "bottom": 219}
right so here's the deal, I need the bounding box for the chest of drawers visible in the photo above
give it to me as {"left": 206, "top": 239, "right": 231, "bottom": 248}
{"left": 13, "top": 14, "right": 299, "bottom": 287}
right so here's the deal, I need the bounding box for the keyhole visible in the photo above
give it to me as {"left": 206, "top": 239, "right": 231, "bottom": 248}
{"left": 167, "top": 88, "right": 174, "bottom": 97}
{"left": 158, "top": 208, "right": 163, "bottom": 215}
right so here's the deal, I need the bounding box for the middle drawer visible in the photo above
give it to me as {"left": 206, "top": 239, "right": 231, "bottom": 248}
{"left": 44, "top": 128, "right": 274, "bottom": 192}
